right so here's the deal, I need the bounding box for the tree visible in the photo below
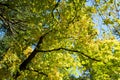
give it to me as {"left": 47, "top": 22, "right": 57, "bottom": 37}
{"left": 0, "top": 0, "right": 120, "bottom": 80}
{"left": 90, "top": 0, "right": 120, "bottom": 38}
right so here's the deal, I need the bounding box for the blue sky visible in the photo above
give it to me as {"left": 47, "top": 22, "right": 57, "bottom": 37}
{"left": 86, "top": 0, "right": 116, "bottom": 40}
{"left": 0, "top": 21, "right": 5, "bottom": 40}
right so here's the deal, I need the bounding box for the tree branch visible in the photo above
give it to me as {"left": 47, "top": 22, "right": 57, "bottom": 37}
{"left": 20, "top": 30, "right": 52, "bottom": 70}
{"left": 39, "top": 48, "right": 101, "bottom": 61}
{"left": 52, "top": 0, "right": 61, "bottom": 21}
{"left": 25, "top": 68, "right": 48, "bottom": 77}
{"left": 14, "top": 30, "right": 52, "bottom": 79}
{"left": 0, "top": 2, "right": 9, "bottom": 8}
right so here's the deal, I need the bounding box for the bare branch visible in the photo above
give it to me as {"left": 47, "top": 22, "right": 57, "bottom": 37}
{"left": 25, "top": 68, "right": 48, "bottom": 77}
{"left": 52, "top": 0, "right": 61, "bottom": 21}
{"left": 0, "top": 2, "right": 9, "bottom": 8}
{"left": 39, "top": 48, "right": 101, "bottom": 62}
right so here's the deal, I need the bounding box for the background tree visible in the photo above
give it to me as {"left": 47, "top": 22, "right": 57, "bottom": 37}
{"left": 0, "top": 0, "right": 120, "bottom": 80}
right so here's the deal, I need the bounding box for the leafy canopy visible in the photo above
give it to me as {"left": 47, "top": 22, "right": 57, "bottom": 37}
{"left": 0, "top": 0, "right": 120, "bottom": 80}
